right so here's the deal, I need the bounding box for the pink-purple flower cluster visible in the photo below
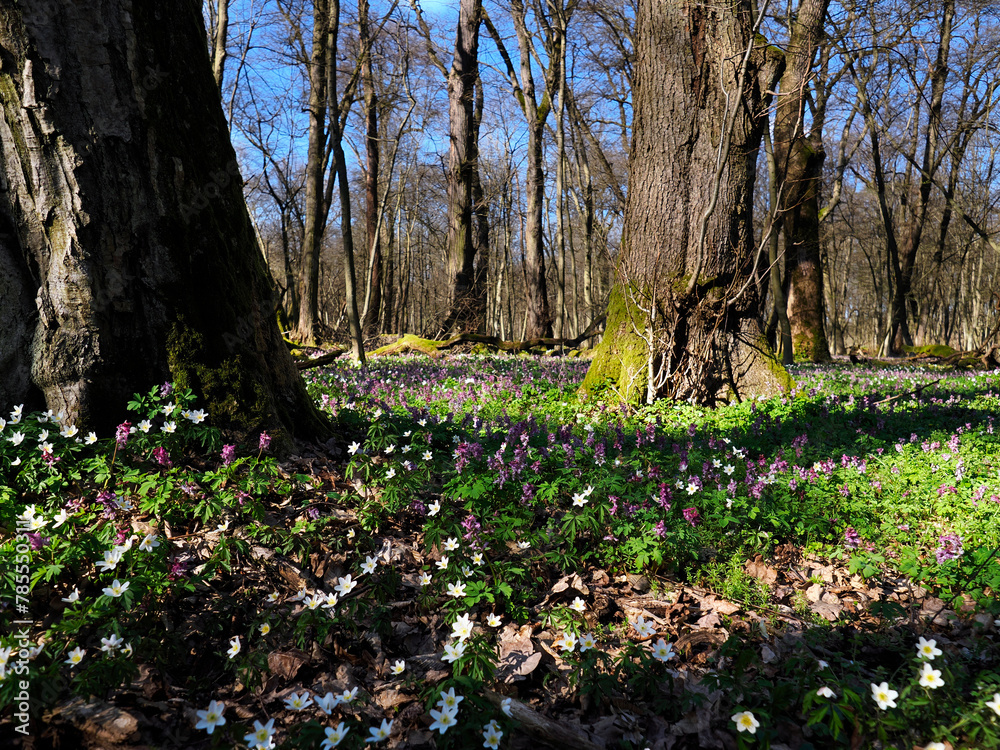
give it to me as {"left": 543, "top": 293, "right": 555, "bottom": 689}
{"left": 116, "top": 421, "right": 131, "bottom": 449}
{"left": 935, "top": 533, "right": 963, "bottom": 564}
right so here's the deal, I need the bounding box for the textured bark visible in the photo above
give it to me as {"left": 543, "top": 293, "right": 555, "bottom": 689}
{"left": 522, "top": 110, "right": 553, "bottom": 339}
{"left": 469, "top": 72, "right": 490, "bottom": 325}
{"left": 0, "top": 0, "right": 329, "bottom": 441}
{"left": 582, "top": 0, "right": 790, "bottom": 405}
{"left": 438, "top": 0, "right": 486, "bottom": 336}
{"left": 328, "top": 0, "right": 366, "bottom": 364}
{"left": 772, "top": 0, "right": 830, "bottom": 362}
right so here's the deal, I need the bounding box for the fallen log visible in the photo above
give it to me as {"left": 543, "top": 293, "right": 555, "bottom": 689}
{"left": 372, "top": 315, "right": 606, "bottom": 358}
{"left": 295, "top": 349, "right": 347, "bottom": 370}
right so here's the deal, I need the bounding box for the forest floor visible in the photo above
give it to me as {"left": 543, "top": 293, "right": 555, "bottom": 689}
{"left": 4, "top": 354, "right": 1000, "bottom": 749}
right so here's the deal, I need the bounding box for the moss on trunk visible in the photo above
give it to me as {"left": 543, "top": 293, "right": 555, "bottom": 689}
{"left": 580, "top": 284, "right": 650, "bottom": 403}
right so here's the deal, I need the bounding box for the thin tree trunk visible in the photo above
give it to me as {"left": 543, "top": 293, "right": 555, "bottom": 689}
{"left": 764, "top": 126, "right": 794, "bottom": 365}
{"left": 772, "top": 0, "right": 830, "bottom": 362}
{"left": 292, "top": 0, "right": 330, "bottom": 345}
{"left": 891, "top": 0, "right": 955, "bottom": 354}
{"left": 359, "top": 0, "right": 382, "bottom": 337}
{"left": 552, "top": 21, "right": 568, "bottom": 338}
{"left": 328, "top": 0, "right": 365, "bottom": 363}
{"left": 210, "top": 0, "right": 230, "bottom": 91}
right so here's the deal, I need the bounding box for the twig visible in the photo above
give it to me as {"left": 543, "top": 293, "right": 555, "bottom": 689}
{"left": 871, "top": 378, "right": 941, "bottom": 406}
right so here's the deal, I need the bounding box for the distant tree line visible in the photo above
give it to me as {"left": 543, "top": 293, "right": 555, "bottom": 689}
{"left": 207, "top": 0, "right": 1000, "bottom": 365}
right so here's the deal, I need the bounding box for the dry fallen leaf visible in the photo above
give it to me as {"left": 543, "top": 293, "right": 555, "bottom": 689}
{"left": 267, "top": 649, "right": 310, "bottom": 681}
{"left": 745, "top": 557, "right": 778, "bottom": 585}
{"left": 496, "top": 623, "right": 542, "bottom": 682}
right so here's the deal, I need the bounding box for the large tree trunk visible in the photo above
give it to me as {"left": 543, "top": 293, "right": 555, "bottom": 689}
{"left": 772, "top": 0, "right": 830, "bottom": 362}
{"left": 439, "top": 0, "right": 485, "bottom": 336}
{"left": 582, "top": 0, "right": 790, "bottom": 405}
{"left": 0, "top": 0, "right": 329, "bottom": 441}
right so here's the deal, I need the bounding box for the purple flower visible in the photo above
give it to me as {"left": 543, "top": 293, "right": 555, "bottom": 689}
{"left": 26, "top": 532, "right": 49, "bottom": 550}
{"left": 682, "top": 507, "right": 700, "bottom": 527}
{"left": 521, "top": 483, "right": 536, "bottom": 505}
{"left": 221, "top": 444, "right": 235, "bottom": 466}
{"left": 461, "top": 513, "right": 482, "bottom": 542}
{"left": 151, "top": 446, "right": 172, "bottom": 467}
{"left": 159, "top": 382, "right": 174, "bottom": 398}
{"left": 654, "top": 521, "right": 667, "bottom": 538}
{"left": 168, "top": 556, "right": 189, "bottom": 580}
{"left": 657, "top": 482, "right": 672, "bottom": 512}
{"left": 843, "top": 527, "right": 861, "bottom": 549}
{"left": 935, "top": 534, "right": 963, "bottom": 565}
{"left": 115, "top": 421, "right": 131, "bottom": 449}
{"left": 258, "top": 432, "right": 271, "bottom": 452}
{"left": 96, "top": 490, "right": 118, "bottom": 519}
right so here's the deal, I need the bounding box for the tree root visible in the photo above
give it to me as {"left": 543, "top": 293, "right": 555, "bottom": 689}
{"left": 482, "top": 690, "right": 606, "bottom": 750}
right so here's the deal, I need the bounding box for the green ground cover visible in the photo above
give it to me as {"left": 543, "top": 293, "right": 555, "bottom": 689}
{"left": 2, "top": 357, "right": 999, "bottom": 749}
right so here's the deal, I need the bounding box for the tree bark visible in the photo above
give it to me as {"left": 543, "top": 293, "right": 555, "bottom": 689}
{"left": 0, "top": 0, "right": 329, "bottom": 441}
{"left": 772, "top": 0, "right": 830, "bottom": 362}
{"left": 436, "top": 0, "right": 486, "bottom": 336}
{"left": 484, "top": 1, "right": 555, "bottom": 340}
{"left": 511, "top": 0, "right": 553, "bottom": 339}
{"left": 328, "top": 0, "right": 366, "bottom": 364}
{"left": 582, "top": 0, "right": 790, "bottom": 405}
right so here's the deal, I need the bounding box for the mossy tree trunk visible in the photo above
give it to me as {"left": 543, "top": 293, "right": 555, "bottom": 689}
{"left": 582, "top": 0, "right": 792, "bottom": 405}
{"left": 0, "top": 0, "right": 330, "bottom": 442}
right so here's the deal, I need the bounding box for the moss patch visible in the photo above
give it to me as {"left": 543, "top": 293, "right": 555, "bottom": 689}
{"left": 580, "top": 283, "right": 650, "bottom": 404}
{"left": 372, "top": 334, "right": 444, "bottom": 358}
{"left": 903, "top": 344, "right": 958, "bottom": 358}
{"left": 166, "top": 316, "right": 269, "bottom": 435}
